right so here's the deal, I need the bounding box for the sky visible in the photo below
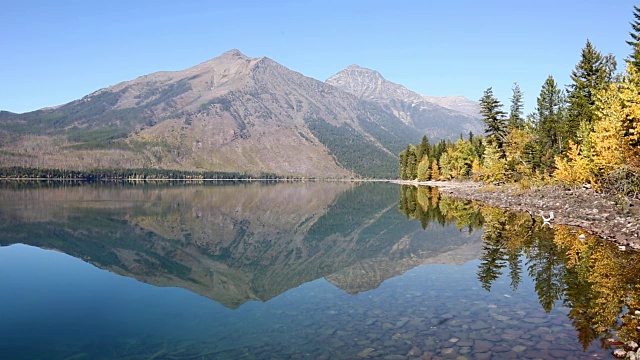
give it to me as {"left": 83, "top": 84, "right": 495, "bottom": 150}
{"left": 1, "top": 0, "right": 637, "bottom": 116}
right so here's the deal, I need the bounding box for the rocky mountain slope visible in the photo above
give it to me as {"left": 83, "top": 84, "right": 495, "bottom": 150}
{"left": 326, "top": 65, "right": 484, "bottom": 139}
{"left": 0, "top": 50, "right": 482, "bottom": 178}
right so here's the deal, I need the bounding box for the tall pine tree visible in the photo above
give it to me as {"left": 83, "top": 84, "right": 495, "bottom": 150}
{"left": 535, "top": 75, "right": 566, "bottom": 156}
{"left": 627, "top": 5, "right": 640, "bottom": 70}
{"left": 566, "top": 40, "right": 616, "bottom": 143}
{"left": 479, "top": 87, "right": 508, "bottom": 151}
{"left": 508, "top": 83, "right": 525, "bottom": 130}
{"left": 417, "top": 135, "right": 430, "bottom": 163}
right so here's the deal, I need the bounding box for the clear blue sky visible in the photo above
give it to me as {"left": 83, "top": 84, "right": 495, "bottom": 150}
{"left": 1, "top": 0, "right": 636, "bottom": 115}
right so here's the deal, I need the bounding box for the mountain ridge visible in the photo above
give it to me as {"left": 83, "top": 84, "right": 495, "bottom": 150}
{"left": 326, "top": 65, "right": 484, "bottom": 140}
{"left": 421, "top": 95, "right": 481, "bottom": 118}
{"left": 0, "top": 50, "right": 482, "bottom": 178}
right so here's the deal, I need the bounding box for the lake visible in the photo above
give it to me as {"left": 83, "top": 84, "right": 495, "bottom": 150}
{"left": 0, "top": 182, "right": 638, "bottom": 359}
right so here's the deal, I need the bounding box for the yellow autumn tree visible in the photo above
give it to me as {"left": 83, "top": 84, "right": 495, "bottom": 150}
{"left": 554, "top": 140, "right": 594, "bottom": 185}
{"left": 618, "top": 63, "right": 640, "bottom": 168}
{"left": 439, "top": 151, "right": 452, "bottom": 179}
{"left": 591, "top": 82, "right": 627, "bottom": 176}
{"left": 416, "top": 186, "right": 431, "bottom": 212}
{"left": 505, "top": 128, "right": 533, "bottom": 176}
{"left": 471, "top": 158, "right": 483, "bottom": 181}
{"left": 430, "top": 159, "right": 440, "bottom": 180}
{"left": 416, "top": 156, "right": 431, "bottom": 181}
{"left": 481, "top": 141, "right": 506, "bottom": 183}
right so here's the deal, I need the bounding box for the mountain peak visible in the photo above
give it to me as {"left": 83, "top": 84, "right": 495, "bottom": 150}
{"left": 345, "top": 64, "right": 373, "bottom": 71}
{"left": 337, "top": 64, "right": 383, "bottom": 77}
{"left": 326, "top": 65, "right": 484, "bottom": 137}
{"left": 326, "top": 65, "right": 417, "bottom": 103}
{"left": 220, "top": 49, "right": 247, "bottom": 58}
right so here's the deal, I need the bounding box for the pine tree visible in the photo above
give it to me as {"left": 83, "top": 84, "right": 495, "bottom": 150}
{"left": 479, "top": 87, "right": 508, "bottom": 151}
{"left": 508, "top": 83, "right": 525, "bottom": 130}
{"left": 399, "top": 146, "right": 410, "bottom": 179}
{"left": 535, "top": 75, "right": 566, "bottom": 156}
{"left": 417, "top": 135, "right": 430, "bottom": 163}
{"left": 405, "top": 147, "right": 418, "bottom": 180}
{"left": 627, "top": 5, "right": 640, "bottom": 70}
{"left": 566, "top": 40, "right": 616, "bottom": 143}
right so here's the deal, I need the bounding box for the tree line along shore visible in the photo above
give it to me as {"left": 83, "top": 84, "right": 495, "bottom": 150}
{"left": 399, "top": 5, "right": 640, "bottom": 203}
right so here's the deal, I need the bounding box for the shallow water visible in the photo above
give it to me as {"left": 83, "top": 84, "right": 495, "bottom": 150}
{"left": 0, "top": 182, "right": 637, "bottom": 359}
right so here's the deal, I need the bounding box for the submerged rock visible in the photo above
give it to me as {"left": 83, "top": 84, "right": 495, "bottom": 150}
{"left": 626, "top": 341, "right": 640, "bottom": 352}
{"left": 614, "top": 349, "right": 627, "bottom": 358}
{"left": 406, "top": 346, "right": 422, "bottom": 357}
{"left": 357, "top": 348, "right": 375, "bottom": 357}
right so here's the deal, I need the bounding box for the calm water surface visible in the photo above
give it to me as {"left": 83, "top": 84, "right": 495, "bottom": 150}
{"left": 0, "top": 182, "right": 638, "bottom": 359}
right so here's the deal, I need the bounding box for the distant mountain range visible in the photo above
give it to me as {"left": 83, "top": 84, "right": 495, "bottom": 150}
{"left": 0, "top": 50, "right": 483, "bottom": 178}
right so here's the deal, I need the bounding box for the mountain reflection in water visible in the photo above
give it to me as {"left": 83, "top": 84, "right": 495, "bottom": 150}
{"left": 0, "top": 182, "right": 637, "bottom": 359}
{"left": 0, "top": 182, "right": 479, "bottom": 309}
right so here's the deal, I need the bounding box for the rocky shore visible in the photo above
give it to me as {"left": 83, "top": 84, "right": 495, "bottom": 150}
{"left": 395, "top": 180, "right": 640, "bottom": 252}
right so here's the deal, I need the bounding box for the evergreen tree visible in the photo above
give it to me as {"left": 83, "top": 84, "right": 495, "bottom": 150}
{"left": 627, "top": 5, "right": 640, "bottom": 70}
{"left": 399, "top": 146, "right": 410, "bottom": 179}
{"left": 620, "top": 63, "right": 640, "bottom": 164}
{"left": 566, "top": 40, "right": 616, "bottom": 143}
{"left": 417, "top": 135, "right": 430, "bottom": 163}
{"left": 479, "top": 87, "right": 508, "bottom": 151}
{"left": 405, "top": 146, "right": 418, "bottom": 180}
{"left": 431, "top": 140, "right": 447, "bottom": 164}
{"left": 508, "top": 83, "right": 525, "bottom": 130}
{"left": 535, "top": 75, "right": 566, "bottom": 156}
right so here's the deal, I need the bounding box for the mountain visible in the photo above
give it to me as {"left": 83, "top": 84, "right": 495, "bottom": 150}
{"left": 0, "top": 50, "right": 482, "bottom": 178}
{"left": 1, "top": 50, "right": 428, "bottom": 178}
{"left": 421, "top": 95, "right": 481, "bottom": 118}
{"left": 326, "top": 65, "right": 484, "bottom": 139}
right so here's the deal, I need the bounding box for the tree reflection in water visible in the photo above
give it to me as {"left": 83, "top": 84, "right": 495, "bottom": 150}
{"left": 399, "top": 185, "right": 640, "bottom": 350}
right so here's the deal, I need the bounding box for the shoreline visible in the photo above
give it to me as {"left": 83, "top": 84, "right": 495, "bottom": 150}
{"left": 392, "top": 179, "right": 640, "bottom": 251}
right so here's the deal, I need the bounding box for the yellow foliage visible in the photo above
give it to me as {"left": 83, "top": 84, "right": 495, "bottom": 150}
{"left": 416, "top": 157, "right": 431, "bottom": 181}
{"left": 619, "top": 64, "right": 640, "bottom": 167}
{"left": 591, "top": 82, "right": 627, "bottom": 175}
{"left": 554, "top": 141, "right": 594, "bottom": 185}
{"left": 416, "top": 186, "right": 430, "bottom": 212}
{"left": 505, "top": 128, "right": 533, "bottom": 175}
{"left": 471, "top": 158, "right": 483, "bottom": 181}
{"left": 429, "top": 186, "right": 440, "bottom": 208}
{"left": 430, "top": 159, "right": 440, "bottom": 180}
{"left": 481, "top": 141, "right": 506, "bottom": 183}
